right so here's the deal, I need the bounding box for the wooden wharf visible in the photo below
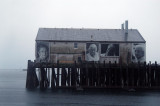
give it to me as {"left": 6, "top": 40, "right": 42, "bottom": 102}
{"left": 26, "top": 60, "right": 160, "bottom": 90}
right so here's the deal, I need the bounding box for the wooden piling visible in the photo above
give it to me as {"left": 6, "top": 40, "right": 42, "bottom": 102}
{"left": 26, "top": 60, "right": 39, "bottom": 89}
{"left": 26, "top": 60, "right": 160, "bottom": 90}
{"left": 51, "top": 67, "right": 56, "bottom": 89}
{"left": 56, "top": 61, "right": 60, "bottom": 87}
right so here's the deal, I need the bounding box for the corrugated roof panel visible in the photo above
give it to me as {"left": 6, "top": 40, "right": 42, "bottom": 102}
{"left": 36, "top": 28, "right": 145, "bottom": 42}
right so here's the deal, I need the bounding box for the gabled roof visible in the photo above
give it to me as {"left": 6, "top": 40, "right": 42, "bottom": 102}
{"left": 36, "top": 28, "right": 145, "bottom": 43}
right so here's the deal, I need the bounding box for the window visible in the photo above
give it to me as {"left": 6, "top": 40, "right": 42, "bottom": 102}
{"left": 74, "top": 42, "right": 78, "bottom": 49}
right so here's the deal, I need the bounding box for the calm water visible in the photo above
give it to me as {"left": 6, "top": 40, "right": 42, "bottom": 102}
{"left": 0, "top": 69, "right": 160, "bottom": 106}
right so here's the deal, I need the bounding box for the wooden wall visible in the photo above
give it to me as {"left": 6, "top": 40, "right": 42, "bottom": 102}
{"left": 36, "top": 41, "right": 146, "bottom": 64}
{"left": 50, "top": 42, "right": 85, "bottom": 63}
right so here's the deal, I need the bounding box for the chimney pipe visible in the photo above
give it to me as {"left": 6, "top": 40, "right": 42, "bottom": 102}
{"left": 121, "top": 23, "right": 124, "bottom": 30}
{"left": 125, "top": 20, "right": 128, "bottom": 34}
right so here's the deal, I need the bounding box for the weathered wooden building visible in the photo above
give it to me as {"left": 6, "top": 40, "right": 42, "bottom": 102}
{"left": 26, "top": 22, "right": 160, "bottom": 90}
{"left": 35, "top": 21, "right": 146, "bottom": 64}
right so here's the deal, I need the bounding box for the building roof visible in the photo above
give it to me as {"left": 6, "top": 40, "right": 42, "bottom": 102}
{"left": 36, "top": 28, "right": 145, "bottom": 43}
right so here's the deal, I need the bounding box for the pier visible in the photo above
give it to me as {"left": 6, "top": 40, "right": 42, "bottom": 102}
{"left": 26, "top": 60, "right": 160, "bottom": 90}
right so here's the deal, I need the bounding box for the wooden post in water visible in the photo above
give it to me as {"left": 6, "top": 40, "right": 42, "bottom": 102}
{"left": 114, "top": 61, "right": 117, "bottom": 86}
{"left": 67, "top": 67, "right": 71, "bottom": 87}
{"left": 39, "top": 63, "right": 49, "bottom": 90}
{"left": 26, "top": 60, "right": 39, "bottom": 89}
{"left": 51, "top": 66, "right": 56, "bottom": 89}
{"left": 48, "top": 68, "right": 50, "bottom": 87}
{"left": 137, "top": 61, "right": 140, "bottom": 87}
{"left": 97, "top": 61, "right": 100, "bottom": 87}
{"left": 157, "top": 62, "right": 160, "bottom": 86}
{"left": 71, "top": 61, "right": 76, "bottom": 87}
{"left": 26, "top": 60, "right": 160, "bottom": 90}
{"left": 108, "top": 61, "right": 111, "bottom": 86}
{"left": 40, "top": 65, "right": 45, "bottom": 90}
{"left": 81, "top": 62, "right": 87, "bottom": 87}
{"left": 134, "top": 63, "right": 138, "bottom": 87}
{"left": 79, "top": 61, "right": 83, "bottom": 87}
{"left": 131, "top": 63, "right": 134, "bottom": 87}
{"left": 155, "top": 61, "right": 158, "bottom": 87}
{"left": 105, "top": 62, "right": 109, "bottom": 87}
{"left": 119, "top": 62, "right": 123, "bottom": 88}
{"left": 143, "top": 62, "right": 146, "bottom": 87}
{"left": 61, "top": 67, "right": 67, "bottom": 87}
{"left": 126, "top": 63, "right": 129, "bottom": 87}
{"left": 148, "top": 61, "right": 151, "bottom": 87}
{"left": 85, "top": 62, "right": 89, "bottom": 87}
{"left": 56, "top": 61, "right": 59, "bottom": 87}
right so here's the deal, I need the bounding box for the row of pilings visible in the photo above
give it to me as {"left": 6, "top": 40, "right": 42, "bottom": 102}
{"left": 26, "top": 60, "right": 160, "bottom": 90}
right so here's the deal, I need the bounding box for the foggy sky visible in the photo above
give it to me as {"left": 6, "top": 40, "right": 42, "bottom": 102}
{"left": 0, "top": 0, "right": 160, "bottom": 69}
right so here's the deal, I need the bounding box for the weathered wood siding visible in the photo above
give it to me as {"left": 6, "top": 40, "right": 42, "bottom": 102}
{"left": 119, "top": 43, "right": 132, "bottom": 64}
{"left": 36, "top": 41, "right": 146, "bottom": 64}
{"left": 50, "top": 42, "right": 85, "bottom": 54}
{"left": 50, "top": 42, "right": 85, "bottom": 63}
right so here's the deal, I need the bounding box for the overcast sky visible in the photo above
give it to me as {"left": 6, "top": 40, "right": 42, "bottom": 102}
{"left": 0, "top": 0, "right": 160, "bottom": 69}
